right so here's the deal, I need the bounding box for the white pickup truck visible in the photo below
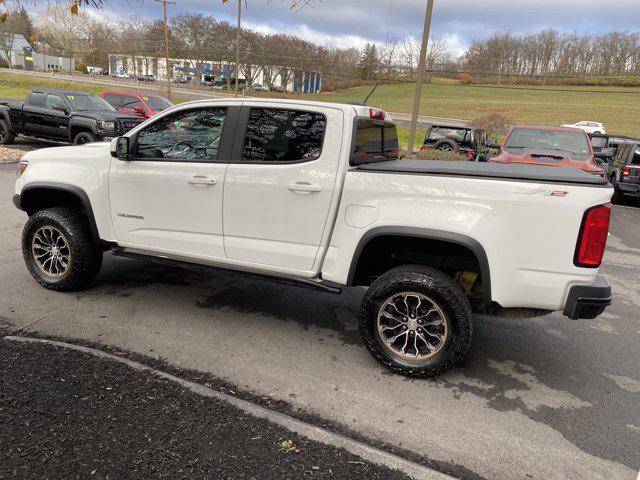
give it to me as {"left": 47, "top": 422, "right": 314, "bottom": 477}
{"left": 13, "top": 99, "right": 613, "bottom": 377}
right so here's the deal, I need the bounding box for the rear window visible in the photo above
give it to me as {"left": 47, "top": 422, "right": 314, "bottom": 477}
{"left": 352, "top": 119, "right": 399, "bottom": 163}
{"left": 426, "top": 126, "right": 468, "bottom": 144}
{"left": 504, "top": 128, "right": 591, "bottom": 161}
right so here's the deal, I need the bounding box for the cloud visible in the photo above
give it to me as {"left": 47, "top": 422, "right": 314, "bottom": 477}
{"left": 49, "top": 0, "right": 640, "bottom": 56}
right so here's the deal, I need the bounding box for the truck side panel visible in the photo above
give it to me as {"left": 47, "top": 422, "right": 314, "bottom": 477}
{"left": 15, "top": 144, "right": 116, "bottom": 242}
{"left": 322, "top": 170, "right": 612, "bottom": 311}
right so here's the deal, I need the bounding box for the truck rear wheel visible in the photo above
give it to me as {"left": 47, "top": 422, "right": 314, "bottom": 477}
{"left": 22, "top": 208, "right": 103, "bottom": 291}
{"left": 0, "top": 119, "right": 16, "bottom": 145}
{"left": 360, "top": 265, "right": 473, "bottom": 378}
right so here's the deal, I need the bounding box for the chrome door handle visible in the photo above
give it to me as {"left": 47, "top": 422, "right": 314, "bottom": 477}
{"left": 288, "top": 182, "right": 322, "bottom": 193}
{"left": 188, "top": 176, "right": 217, "bottom": 186}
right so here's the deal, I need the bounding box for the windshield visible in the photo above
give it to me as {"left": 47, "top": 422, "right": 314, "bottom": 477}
{"left": 504, "top": 128, "right": 591, "bottom": 160}
{"left": 352, "top": 119, "right": 399, "bottom": 165}
{"left": 144, "top": 96, "right": 173, "bottom": 111}
{"left": 64, "top": 94, "right": 115, "bottom": 112}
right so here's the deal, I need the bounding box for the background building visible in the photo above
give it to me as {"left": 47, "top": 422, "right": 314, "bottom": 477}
{"left": 108, "top": 53, "right": 322, "bottom": 93}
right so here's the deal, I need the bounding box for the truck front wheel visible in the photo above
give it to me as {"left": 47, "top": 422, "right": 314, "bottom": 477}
{"left": 0, "top": 119, "right": 16, "bottom": 145}
{"left": 22, "top": 208, "right": 103, "bottom": 291}
{"left": 360, "top": 265, "right": 473, "bottom": 378}
{"left": 73, "top": 131, "right": 96, "bottom": 145}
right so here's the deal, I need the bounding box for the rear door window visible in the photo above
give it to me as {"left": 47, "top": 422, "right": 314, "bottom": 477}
{"left": 28, "top": 92, "right": 45, "bottom": 107}
{"left": 241, "top": 108, "right": 326, "bottom": 162}
{"left": 103, "top": 94, "right": 123, "bottom": 108}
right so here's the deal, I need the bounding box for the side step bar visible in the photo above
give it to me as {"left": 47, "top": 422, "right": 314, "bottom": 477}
{"left": 111, "top": 248, "right": 343, "bottom": 295}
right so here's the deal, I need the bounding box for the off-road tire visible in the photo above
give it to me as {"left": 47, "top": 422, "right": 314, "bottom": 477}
{"left": 360, "top": 265, "right": 473, "bottom": 378}
{"left": 0, "top": 119, "right": 16, "bottom": 145}
{"left": 73, "top": 131, "right": 96, "bottom": 145}
{"left": 433, "top": 139, "right": 459, "bottom": 153}
{"left": 22, "top": 208, "right": 103, "bottom": 291}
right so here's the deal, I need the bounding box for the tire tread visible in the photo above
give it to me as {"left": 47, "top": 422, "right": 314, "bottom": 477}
{"left": 22, "top": 207, "right": 102, "bottom": 291}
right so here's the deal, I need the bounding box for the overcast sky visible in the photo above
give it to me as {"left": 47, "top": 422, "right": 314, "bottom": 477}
{"left": 101, "top": 0, "right": 639, "bottom": 56}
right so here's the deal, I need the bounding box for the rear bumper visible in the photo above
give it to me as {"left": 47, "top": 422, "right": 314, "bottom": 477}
{"left": 563, "top": 275, "right": 612, "bottom": 320}
{"left": 617, "top": 182, "right": 640, "bottom": 194}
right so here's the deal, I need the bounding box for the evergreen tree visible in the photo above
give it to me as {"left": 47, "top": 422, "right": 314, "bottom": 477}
{"left": 360, "top": 43, "right": 379, "bottom": 81}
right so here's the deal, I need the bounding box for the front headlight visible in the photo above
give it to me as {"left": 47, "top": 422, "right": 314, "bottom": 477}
{"left": 98, "top": 121, "right": 116, "bottom": 130}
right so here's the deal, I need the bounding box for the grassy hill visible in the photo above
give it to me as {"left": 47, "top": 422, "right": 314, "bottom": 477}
{"left": 1, "top": 72, "right": 638, "bottom": 139}
{"left": 311, "top": 80, "right": 640, "bottom": 138}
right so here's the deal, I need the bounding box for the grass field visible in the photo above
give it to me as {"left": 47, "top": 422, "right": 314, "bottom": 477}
{"left": 310, "top": 80, "right": 640, "bottom": 138}
{"left": 1, "top": 71, "right": 638, "bottom": 139}
{"left": 0, "top": 72, "right": 103, "bottom": 99}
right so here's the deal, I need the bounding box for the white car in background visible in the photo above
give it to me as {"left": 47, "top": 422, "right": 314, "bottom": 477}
{"left": 562, "top": 121, "right": 606, "bottom": 135}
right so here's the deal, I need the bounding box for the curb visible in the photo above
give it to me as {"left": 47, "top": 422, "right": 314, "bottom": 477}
{"left": 4, "top": 335, "right": 456, "bottom": 480}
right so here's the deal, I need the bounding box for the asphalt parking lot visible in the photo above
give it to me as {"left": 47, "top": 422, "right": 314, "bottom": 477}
{"left": 1, "top": 160, "right": 638, "bottom": 480}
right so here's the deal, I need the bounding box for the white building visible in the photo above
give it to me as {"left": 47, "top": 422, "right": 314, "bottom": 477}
{"left": 0, "top": 34, "right": 75, "bottom": 71}
{"left": 108, "top": 53, "right": 322, "bottom": 94}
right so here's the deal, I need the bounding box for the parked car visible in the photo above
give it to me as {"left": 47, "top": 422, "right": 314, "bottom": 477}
{"left": 270, "top": 86, "right": 286, "bottom": 93}
{"left": 606, "top": 138, "right": 640, "bottom": 203}
{"left": 490, "top": 125, "right": 606, "bottom": 177}
{"left": 101, "top": 91, "right": 173, "bottom": 119}
{"left": 421, "top": 124, "right": 489, "bottom": 161}
{"left": 0, "top": 89, "right": 143, "bottom": 145}
{"left": 251, "top": 84, "right": 269, "bottom": 92}
{"left": 13, "top": 101, "right": 613, "bottom": 378}
{"left": 562, "top": 121, "right": 606, "bottom": 135}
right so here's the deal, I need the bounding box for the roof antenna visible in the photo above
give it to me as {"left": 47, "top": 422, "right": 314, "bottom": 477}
{"left": 363, "top": 82, "right": 379, "bottom": 105}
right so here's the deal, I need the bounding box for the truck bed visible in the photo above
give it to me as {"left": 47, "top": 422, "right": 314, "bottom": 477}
{"left": 0, "top": 99, "right": 24, "bottom": 109}
{"left": 357, "top": 160, "right": 609, "bottom": 186}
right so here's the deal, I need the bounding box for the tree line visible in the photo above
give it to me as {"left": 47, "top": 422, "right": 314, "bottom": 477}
{"left": 461, "top": 29, "right": 640, "bottom": 83}
{"left": 1, "top": 5, "right": 639, "bottom": 90}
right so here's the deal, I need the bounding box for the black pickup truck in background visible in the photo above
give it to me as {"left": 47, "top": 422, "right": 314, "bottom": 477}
{"left": 0, "top": 89, "right": 144, "bottom": 146}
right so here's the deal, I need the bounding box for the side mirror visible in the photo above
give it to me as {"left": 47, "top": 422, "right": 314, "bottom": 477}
{"left": 52, "top": 104, "right": 68, "bottom": 113}
{"left": 486, "top": 140, "right": 501, "bottom": 149}
{"left": 134, "top": 106, "right": 145, "bottom": 114}
{"left": 110, "top": 137, "right": 130, "bottom": 160}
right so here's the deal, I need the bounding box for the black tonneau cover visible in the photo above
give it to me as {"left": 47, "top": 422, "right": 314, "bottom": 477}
{"left": 357, "top": 160, "right": 609, "bottom": 186}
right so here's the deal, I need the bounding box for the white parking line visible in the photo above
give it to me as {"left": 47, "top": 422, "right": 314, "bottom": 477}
{"left": 4, "top": 335, "right": 456, "bottom": 480}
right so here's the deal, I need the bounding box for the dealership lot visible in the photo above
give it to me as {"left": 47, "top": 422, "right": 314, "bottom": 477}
{"left": 0, "top": 161, "right": 638, "bottom": 479}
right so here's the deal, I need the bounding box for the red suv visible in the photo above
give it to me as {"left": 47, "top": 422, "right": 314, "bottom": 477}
{"left": 490, "top": 125, "right": 605, "bottom": 176}
{"left": 100, "top": 91, "right": 173, "bottom": 119}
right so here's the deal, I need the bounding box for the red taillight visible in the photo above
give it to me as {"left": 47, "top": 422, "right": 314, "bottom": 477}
{"left": 420, "top": 146, "right": 428, "bottom": 151}
{"left": 369, "top": 108, "right": 385, "bottom": 120}
{"left": 575, "top": 205, "right": 610, "bottom": 268}
{"left": 467, "top": 151, "right": 475, "bottom": 161}
{"left": 622, "top": 167, "right": 631, "bottom": 177}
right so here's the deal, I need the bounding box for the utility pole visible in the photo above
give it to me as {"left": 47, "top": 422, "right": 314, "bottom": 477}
{"left": 407, "top": 0, "right": 435, "bottom": 157}
{"left": 155, "top": 0, "right": 175, "bottom": 99}
{"left": 235, "top": 0, "right": 241, "bottom": 97}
